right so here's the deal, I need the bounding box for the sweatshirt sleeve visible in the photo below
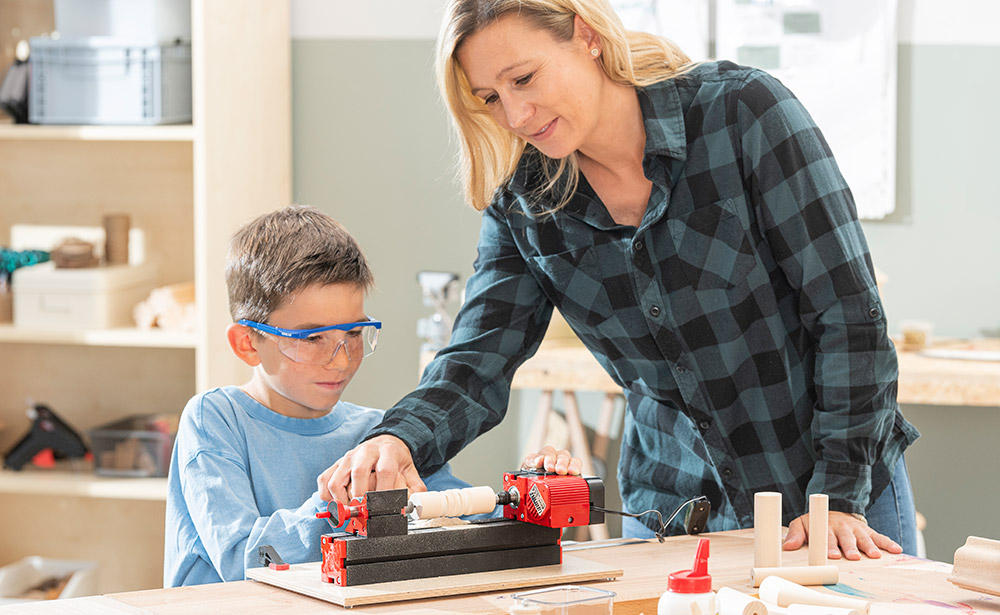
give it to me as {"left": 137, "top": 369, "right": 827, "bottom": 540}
{"left": 178, "top": 449, "right": 331, "bottom": 580}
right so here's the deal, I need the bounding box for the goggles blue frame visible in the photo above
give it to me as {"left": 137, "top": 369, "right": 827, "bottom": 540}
{"left": 236, "top": 318, "right": 382, "bottom": 339}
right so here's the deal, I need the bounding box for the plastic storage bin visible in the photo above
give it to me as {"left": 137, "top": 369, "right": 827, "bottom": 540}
{"left": 28, "top": 37, "right": 192, "bottom": 125}
{"left": 89, "top": 413, "right": 179, "bottom": 477}
{"left": 509, "top": 585, "right": 616, "bottom": 614}
{"left": 54, "top": 0, "right": 191, "bottom": 42}
{"left": 0, "top": 557, "right": 98, "bottom": 605}
{"left": 12, "top": 261, "right": 157, "bottom": 329}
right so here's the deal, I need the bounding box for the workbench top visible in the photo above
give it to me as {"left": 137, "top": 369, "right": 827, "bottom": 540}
{"left": 8, "top": 529, "right": 996, "bottom": 614}
{"left": 428, "top": 337, "right": 1000, "bottom": 407}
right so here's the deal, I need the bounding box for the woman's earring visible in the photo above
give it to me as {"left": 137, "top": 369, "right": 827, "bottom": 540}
{"left": 591, "top": 48, "right": 600, "bottom": 57}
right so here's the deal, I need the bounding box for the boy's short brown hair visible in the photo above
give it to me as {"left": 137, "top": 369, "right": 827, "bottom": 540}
{"left": 226, "top": 205, "right": 374, "bottom": 323}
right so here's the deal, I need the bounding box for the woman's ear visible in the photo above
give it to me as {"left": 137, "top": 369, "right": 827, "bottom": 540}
{"left": 227, "top": 323, "right": 262, "bottom": 367}
{"left": 574, "top": 14, "right": 600, "bottom": 52}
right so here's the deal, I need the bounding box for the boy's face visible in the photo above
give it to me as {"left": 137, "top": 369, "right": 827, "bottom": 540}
{"left": 245, "top": 282, "right": 368, "bottom": 419}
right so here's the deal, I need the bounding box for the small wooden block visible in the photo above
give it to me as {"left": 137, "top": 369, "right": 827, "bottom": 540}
{"left": 948, "top": 535, "right": 1000, "bottom": 597}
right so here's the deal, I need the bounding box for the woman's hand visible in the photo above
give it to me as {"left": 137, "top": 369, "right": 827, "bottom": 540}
{"left": 317, "top": 435, "right": 426, "bottom": 504}
{"left": 783, "top": 510, "right": 902, "bottom": 560}
{"left": 520, "top": 445, "right": 583, "bottom": 475}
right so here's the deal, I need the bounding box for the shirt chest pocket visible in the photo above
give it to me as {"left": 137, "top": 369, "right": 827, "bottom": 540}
{"left": 667, "top": 198, "right": 757, "bottom": 291}
{"left": 526, "top": 248, "right": 614, "bottom": 327}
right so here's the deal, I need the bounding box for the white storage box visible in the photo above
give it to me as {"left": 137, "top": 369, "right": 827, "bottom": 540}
{"left": 0, "top": 557, "right": 98, "bottom": 604}
{"left": 28, "top": 37, "right": 192, "bottom": 125}
{"left": 12, "top": 262, "right": 158, "bottom": 329}
{"left": 54, "top": 0, "right": 191, "bottom": 42}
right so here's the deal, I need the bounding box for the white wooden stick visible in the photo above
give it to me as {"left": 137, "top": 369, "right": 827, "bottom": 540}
{"left": 754, "top": 492, "right": 783, "bottom": 568}
{"left": 751, "top": 565, "right": 839, "bottom": 587}
{"left": 717, "top": 587, "right": 768, "bottom": 615}
{"left": 808, "top": 494, "right": 829, "bottom": 567}
{"left": 408, "top": 486, "right": 496, "bottom": 519}
{"left": 759, "top": 576, "right": 870, "bottom": 615}
{"left": 787, "top": 604, "right": 861, "bottom": 615}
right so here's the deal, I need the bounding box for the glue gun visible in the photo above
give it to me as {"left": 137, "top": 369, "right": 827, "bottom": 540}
{"left": 3, "top": 403, "right": 89, "bottom": 470}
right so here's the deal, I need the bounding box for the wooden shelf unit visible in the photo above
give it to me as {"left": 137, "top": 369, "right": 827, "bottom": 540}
{"left": 0, "top": 0, "right": 291, "bottom": 594}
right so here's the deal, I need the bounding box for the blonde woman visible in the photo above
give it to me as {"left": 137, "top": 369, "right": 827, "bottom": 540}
{"left": 320, "top": 0, "right": 919, "bottom": 559}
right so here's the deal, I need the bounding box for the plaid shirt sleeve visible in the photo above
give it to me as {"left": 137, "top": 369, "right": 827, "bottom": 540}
{"left": 366, "top": 204, "right": 552, "bottom": 472}
{"left": 737, "top": 71, "right": 901, "bottom": 514}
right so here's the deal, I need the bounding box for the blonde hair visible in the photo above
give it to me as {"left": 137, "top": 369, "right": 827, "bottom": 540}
{"left": 436, "top": 0, "right": 692, "bottom": 212}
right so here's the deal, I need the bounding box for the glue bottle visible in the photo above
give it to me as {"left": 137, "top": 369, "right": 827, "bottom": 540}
{"left": 658, "top": 537, "right": 717, "bottom": 615}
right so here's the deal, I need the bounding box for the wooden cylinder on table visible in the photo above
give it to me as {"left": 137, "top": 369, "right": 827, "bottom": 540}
{"left": 754, "top": 492, "right": 782, "bottom": 569}
{"left": 717, "top": 586, "right": 768, "bottom": 615}
{"left": 808, "top": 493, "right": 829, "bottom": 566}
{"left": 759, "top": 576, "right": 870, "bottom": 615}
{"left": 751, "top": 565, "right": 839, "bottom": 587}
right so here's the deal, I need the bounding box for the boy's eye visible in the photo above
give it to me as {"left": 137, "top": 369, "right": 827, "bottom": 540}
{"left": 346, "top": 329, "right": 363, "bottom": 339}
{"left": 302, "top": 334, "right": 324, "bottom": 344}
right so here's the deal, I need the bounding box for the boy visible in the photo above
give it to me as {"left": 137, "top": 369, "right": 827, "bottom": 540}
{"left": 164, "top": 205, "right": 473, "bottom": 586}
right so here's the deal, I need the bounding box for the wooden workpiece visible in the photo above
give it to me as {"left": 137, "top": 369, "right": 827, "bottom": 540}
{"left": 754, "top": 492, "right": 783, "bottom": 569}
{"left": 808, "top": 494, "right": 829, "bottom": 567}
{"left": 948, "top": 536, "right": 1000, "bottom": 597}
{"left": 759, "top": 576, "right": 870, "bottom": 614}
{"left": 717, "top": 586, "right": 768, "bottom": 615}
{"left": 751, "top": 565, "right": 840, "bottom": 587}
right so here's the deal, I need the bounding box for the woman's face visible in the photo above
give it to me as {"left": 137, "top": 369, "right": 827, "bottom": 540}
{"left": 457, "top": 13, "right": 608, "bottom": 159}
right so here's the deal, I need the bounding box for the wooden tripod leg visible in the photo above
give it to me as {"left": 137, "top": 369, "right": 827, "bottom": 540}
{"left": 523, "top": 390, "right": 554, "bottom": 462}
{"left": 563, "top": 391, "right": 609, "bottom": 540}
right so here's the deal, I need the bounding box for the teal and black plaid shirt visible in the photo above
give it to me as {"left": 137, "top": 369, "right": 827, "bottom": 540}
{"left": 371, "top": 61, "right": 919, "bottom": 532}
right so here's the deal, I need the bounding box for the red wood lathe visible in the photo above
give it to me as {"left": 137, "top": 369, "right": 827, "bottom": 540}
{"left": 316, "top": 470, "right": 605, "bottom": 587}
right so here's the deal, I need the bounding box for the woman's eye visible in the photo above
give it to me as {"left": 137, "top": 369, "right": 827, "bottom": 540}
{"left": 515, "top": 73, "right": 533, "bottom": 86}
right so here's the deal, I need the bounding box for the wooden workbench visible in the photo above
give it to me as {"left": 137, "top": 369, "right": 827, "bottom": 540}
{"left": 5, "top": 529, "right": 996, "bottom": 614}
{"left": 492, "top": 337, "right": 1000, "bottom": 406}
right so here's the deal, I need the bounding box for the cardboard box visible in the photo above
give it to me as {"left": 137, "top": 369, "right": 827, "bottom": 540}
{"left": 12, "top": 262, "right": 157, "bottom": 329}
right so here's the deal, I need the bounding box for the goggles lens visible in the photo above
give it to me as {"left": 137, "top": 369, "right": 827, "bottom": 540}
{"left": 238, "top": 319, "right": 381, "bottom": 365}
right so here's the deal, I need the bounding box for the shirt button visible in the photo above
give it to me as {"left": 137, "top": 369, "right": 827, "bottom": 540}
{"left": 649, "top": 305, "right": 661, "bottom": 317}
{"left": 869, "top": 307, "right": 881, "bottom": 318}
{"left": 676, "top": 365, "right": 686, "bottom": 373}
{"left": 633, "top": 240, "right": 645, "bottom": 252}
{"left": 698, "top": 420, "right": 710, "bottom": 430}
{"left": 722, "top": 468, "right": 733, "bottom": 479}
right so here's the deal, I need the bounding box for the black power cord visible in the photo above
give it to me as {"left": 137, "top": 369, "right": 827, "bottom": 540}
{"left": 593, "top": 495, "right": 710, "bottom": 542}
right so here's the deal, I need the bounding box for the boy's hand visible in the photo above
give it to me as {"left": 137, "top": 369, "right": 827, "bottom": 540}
{"left": 520, "top": 445, "right": 582, "bottom": 475}
{"left": 783, "top": 510, "right": 903, "bottom": 560}
{"left": 317, "top": 435, "right": 427, "bottom": 504}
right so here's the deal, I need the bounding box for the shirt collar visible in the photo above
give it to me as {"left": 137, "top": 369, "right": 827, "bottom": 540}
{"left": 505, "top": 79, "right": 688, "bottom": 229}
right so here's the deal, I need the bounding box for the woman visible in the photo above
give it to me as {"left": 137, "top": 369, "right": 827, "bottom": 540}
{"left": 319, "top": 0, "right": 919, "bottom": 559}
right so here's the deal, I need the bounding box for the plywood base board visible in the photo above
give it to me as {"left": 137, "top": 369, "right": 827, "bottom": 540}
{"left": 247, "top": 555, "right": 623, "bottom": 607}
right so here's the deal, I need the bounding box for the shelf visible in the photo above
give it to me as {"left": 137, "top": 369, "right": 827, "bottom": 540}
{"left": 0, "top": 123, "right": 195, "bottom": 142}
{"left": 0, "top": 324, "right": 197, "bottom": 349}
{"left": 0, "top": 468, "right": 167, "bottom": 501}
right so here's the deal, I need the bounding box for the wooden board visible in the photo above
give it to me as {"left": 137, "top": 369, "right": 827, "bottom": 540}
{"left": 246, "top": 555, "right": 623, "bottom": 608}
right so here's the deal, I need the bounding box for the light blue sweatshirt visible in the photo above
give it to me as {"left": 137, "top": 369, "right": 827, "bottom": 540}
{"left": 164, "top": 386, "right": 473, "bottom": 587}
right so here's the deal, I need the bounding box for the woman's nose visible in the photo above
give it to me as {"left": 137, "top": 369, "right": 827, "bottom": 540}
{"left": 504, "top": 94, "right": 533, "bottom": 130}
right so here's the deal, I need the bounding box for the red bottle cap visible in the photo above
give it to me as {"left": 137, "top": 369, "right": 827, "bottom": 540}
{"left": 668, "top": 538, "right": 712, "bottom": 593}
